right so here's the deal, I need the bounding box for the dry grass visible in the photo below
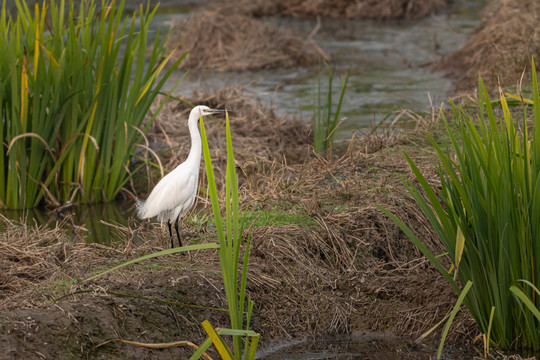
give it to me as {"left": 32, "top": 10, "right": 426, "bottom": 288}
{"left": 213, "top": 0, "right": 450, "bottom": 20}
{"left": 233, "top": 133, "right": 474, "bottom": 342}
{"left": 0, "top": 127, "right": 469, "bottom": 343}
{"left": 166, "top": 12, "right": 325, "bottom": 71}
{"left": 0, "top": 214, "right": 163, "bottom": 311}
{"left": 0, "top": 90, "right": 483, "bottom": 357}
{"left": 436, "top": 0, "right": 540, "bottom": 93}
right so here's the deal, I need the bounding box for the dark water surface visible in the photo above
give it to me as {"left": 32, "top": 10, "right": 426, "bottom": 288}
{"left": 256, "top": 334, "right": 475, "bottom": 360}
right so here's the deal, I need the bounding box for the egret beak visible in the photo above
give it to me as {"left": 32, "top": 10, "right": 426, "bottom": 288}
{"left": 209, "top": 109, "right": 228, "bottom": 113}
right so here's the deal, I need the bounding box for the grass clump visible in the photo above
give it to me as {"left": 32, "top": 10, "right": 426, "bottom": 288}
{"left": 380, "top": 62, "right": 540, "bottom": 353}
{"left": 313, "top": 62, "right": 349, "bottom": 154}
{"left": 0, "top": 0, "right": 182, "bottom": 209}
{"left": 194, "top": 111, "right": 259, "bottom": 359}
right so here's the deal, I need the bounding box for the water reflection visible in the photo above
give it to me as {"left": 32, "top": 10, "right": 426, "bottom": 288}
{"left": 256, "top": 334, "right": 473, "bottom": 360}
{"left": 1, "top": 201, "right": 137, "bottom": 245}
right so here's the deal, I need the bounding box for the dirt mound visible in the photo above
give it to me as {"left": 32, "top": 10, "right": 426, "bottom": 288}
{"left": 214, "top": 0, "right": 450, "bottom": 20}
{"left": 166, "top": 12, "right": 324, "bottom": 71}
{"left": 435, "top": 0, "right": 540, "bottom": 93}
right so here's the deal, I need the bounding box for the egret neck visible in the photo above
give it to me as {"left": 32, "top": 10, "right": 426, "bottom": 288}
{"left": 185, "top": 112, "right": 203, "bottom": 170}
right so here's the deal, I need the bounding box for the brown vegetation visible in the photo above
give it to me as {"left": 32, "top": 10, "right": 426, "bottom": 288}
{"left": 213, "top": 0, "right": 450, "bottom": 20}
{"left": 0, "top": 103, "right": 477, "bottom": 358}
{"left": 436, "top": 0, "right": 540, "bottom": 93}
{"left": 166, "top": 12, "right": 325, "bottom": 71}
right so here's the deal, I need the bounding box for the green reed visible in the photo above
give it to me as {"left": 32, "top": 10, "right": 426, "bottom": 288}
{"left": 313, "top": 62, "right": 349, "bottom": 154}
{"left": 380, "top": 62, "right": 540, "bottom": 353}
{"left": 191, "top": 111, "right": 259, "bottom": 359}
{"left": 0, "top": 0, "right": 183, "bottom": 208}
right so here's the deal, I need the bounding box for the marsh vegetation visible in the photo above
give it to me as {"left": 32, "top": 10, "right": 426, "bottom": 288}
{"left": 2, "top": 0, "right": 540, "bottom": 359}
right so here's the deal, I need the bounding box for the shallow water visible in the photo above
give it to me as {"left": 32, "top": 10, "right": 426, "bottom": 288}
{"left": 256, "top": 334, "right": 473, "bottom": 360}
{"left": 6, "top": 0, "right": 485, "bottom": 142}
{"left": 153, "top": 0, "right": 486, "bottom": 144}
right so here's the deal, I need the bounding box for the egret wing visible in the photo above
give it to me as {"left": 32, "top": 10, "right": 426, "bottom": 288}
{"left": 140, "top": 164, "right": 198, "bottom": 219}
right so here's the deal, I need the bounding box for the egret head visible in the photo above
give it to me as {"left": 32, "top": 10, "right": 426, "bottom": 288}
{"left": 189, "top": 105, "right": 226, "bottom": 125}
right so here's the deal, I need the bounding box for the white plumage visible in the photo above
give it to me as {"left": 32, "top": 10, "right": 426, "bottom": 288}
{"left": 137, "top": 105, "right": 226, "bottom": 247}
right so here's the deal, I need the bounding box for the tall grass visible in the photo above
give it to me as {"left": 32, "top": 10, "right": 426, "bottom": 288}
{"left": 379, "top": 63, "right": 540, "bottom": 352}
{"left": 0, "top": 0, "right": 183, "bottom": 208}
{"left": 313, "top": 62, "right": 349, "bottom": 154}
{"left": 192, "top": 111, "right": 259, "bottom": 359}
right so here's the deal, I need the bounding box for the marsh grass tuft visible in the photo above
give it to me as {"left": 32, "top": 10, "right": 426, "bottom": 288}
{"left": 193, "top": 111, "right": 259, "bottom": 359}
{"left": 0, "top": 0, "right": 183, "bottom": 209}
{"left": 313, "top": 62, "right": 349, "bottom": 154}
{"left": 380, "top": 61, "right": 540, "bottom": 354}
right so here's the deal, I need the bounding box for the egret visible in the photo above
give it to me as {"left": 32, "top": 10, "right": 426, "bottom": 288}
{"left": 137, "top": 105, "right": 227, "bottom": 248}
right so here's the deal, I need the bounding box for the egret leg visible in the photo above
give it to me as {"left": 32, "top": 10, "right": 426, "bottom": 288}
{"left": 174, "top": 216, "right": 182, "bottom": 248}
{"left": 168, "top": 221, "right": 174, "bottom": 248}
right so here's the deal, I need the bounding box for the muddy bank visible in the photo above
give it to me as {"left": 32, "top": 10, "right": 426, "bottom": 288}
{"left": 0, "top": 112, "right": 477, "bottom": 358}
{"left": 212, "top": 0, "right": 451, "bottom": 20}
{"left": 436, "top": 0, "right": 540, "bottom": 93}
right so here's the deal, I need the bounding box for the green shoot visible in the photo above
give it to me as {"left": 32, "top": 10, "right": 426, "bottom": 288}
{"left": 313, "top": 62, "right": 349, "bottom": 154}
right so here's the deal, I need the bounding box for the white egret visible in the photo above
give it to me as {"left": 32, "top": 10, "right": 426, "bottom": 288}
{"left": 137, "top": 105, "right": 226, "bottom": 248}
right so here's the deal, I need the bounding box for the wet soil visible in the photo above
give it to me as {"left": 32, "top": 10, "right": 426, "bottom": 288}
{"left": 0, "top": 113, "right": 479, "bottom": 359}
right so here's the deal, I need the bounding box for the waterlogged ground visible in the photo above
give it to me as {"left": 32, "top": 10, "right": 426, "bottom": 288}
{"left": 257, "top": 334, "right": 474, "bottom": 360}
{"left": 0, "top": 1, "right": 511, "bottom": 360}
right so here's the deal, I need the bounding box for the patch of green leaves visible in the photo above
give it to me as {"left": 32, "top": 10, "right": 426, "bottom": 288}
{"left": 380, "top": 61, "right": 540, "bottom": 353}
{"left": 0, "top": 0, "right": 184, "bottom": 208}
{"left": 196, "top": 111, "right": 259, "bottom": 359}
{"left": 313, "top": 62, "right": 349, "bottom": 154}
